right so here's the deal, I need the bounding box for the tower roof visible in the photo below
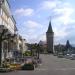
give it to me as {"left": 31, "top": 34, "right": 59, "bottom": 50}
{"left": 47, "top": 21, "right": 53, "bottom": 33}
{"left": 66, "top": 40, "right": 71, "bottom": 48}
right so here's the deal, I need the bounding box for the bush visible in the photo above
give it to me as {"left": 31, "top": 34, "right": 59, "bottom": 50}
{"left": 0, "top": 68, "right": 7, "bottom": 73}
{"left": 0, "top": 66, "right": 12, "bottom": 73}
{"left": 21, "top": 63, "right": 34, "bottom": 70}
{"left": 23, "top": 51, "right": 32, "bottom": 56}
{"left": 9, "top": 64, "right": 21, "bottom": 70}
{"left": 2, "top": 64, "right": 9, "bottom": 68}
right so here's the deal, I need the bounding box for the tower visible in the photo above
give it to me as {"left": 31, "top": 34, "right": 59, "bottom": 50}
{"left": 46, "top": 21, "right": 54, "bottom": 53}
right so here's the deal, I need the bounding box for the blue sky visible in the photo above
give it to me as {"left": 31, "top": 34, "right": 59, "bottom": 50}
{"left": 8, "top": 0, "right": 75, "bottom": 45}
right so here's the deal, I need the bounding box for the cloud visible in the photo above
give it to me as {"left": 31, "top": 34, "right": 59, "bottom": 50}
{"left": 39, "top": 34, "right": 46, "bottom": 41}
{"left": 22, "top": 20, "right": 43, "bottom": 43}
{"left": 25, "top": 20, "right": 41, "bottom": 28}
{"left": 15, "top": 8, "right": 34, "bottom": 16}
{"left": 12, "top": 0, "right": 75, "bottom": 44}
{"left": 52, "top": 3, "right": 74, "bottom": 44}
{"left": 38, "top": 0, "right": 63, "bottom": 11}
{"left": 24, "top": 20, "right": 43, "bottom": 30}
{"left": 46, "top": 1, "right": 75, "bottom": 44}
{"left": 54, "top": 6, "right": 74, "bottom": 25}
{"left": 40, "top": 1, "right": 57, "bottom": 10}
{"left": 39, "top": 0, "right": 74, "bottom": 22}
{"left": 54, "top": 27, "right": 66, "bottom": 37}
{"left": 27, "top": 33, "right": 46, "bottom": 43}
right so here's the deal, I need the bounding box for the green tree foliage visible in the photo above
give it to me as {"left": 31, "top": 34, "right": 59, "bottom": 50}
{"left": 23, "top": 51, "right": 32, "bottom": 56}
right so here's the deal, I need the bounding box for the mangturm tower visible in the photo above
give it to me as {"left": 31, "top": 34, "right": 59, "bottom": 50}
{"left": 46, "top": 21, "right": 54, "bottom": 53}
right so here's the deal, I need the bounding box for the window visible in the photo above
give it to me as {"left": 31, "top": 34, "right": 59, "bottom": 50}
{"left": 0, "top": 8, "right": 2, "bottom": 16}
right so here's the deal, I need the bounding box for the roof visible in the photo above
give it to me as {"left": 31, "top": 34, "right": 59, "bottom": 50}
{"left": 47, "top": 21, "right": 53, "bottom": 33}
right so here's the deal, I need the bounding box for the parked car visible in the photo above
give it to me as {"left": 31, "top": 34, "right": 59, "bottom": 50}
{"left": 53, "top": 53, "right": 57, "bottom": 56}
{"left": 64, "top": 53, "right": 71, "bottom": 59}
{"left": 69, "top": 54, "right": 75, "bottom": 60}
{"left": 69, "top": 50, "right": 75, "bottom": 60}
{"left": 57, "top": 52, "right": 64, "bottom": 58}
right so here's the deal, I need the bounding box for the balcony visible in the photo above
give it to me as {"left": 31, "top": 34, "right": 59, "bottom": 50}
{"left": 0, "top": 25, "right": 14, "bottom": 36}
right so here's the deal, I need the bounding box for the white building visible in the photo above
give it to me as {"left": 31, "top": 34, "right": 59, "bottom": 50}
{"left": 0, "top": 0, "right": 28, "bottom": 64}
{"left": 16, "top": 34, "right": 28, "bottom": 52}
{"left": 0, "top": 0, "right": 17, "bottom": 61}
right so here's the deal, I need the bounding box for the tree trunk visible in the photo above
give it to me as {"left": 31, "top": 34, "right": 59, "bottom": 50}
{"left": 0, "top": 40, "right": 2, "bottom": 67}
{"left": 37, "top": 51, "right": 39, "bottom": 59}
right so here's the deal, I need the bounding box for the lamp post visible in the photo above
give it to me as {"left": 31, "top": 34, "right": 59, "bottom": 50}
{"left": 35, "top": 44, "right": 40, "bottom": 59}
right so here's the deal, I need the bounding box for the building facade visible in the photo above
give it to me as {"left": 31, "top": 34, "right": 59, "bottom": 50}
{"left": 46, "top": 21, "right": 54, "bottom": 53}
{"left": 0, "top": 0, "right": 28, "bottom": 64}
{"left": 11, "top": 34, "right": 28, "bottom": 63}
{"left": 16, "top": 34, "right": 28, "bottom": 52}
{"left": 0, "top": 0, "right": 17, "bottom": 62}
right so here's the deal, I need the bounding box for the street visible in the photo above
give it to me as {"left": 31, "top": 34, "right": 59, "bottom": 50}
{"left": 1, "top": 54, "right": 75, "bottom": 75}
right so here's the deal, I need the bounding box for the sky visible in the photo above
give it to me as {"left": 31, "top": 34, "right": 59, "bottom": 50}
{"left": 8, "top": 0, "right": 75, "bottom": 45}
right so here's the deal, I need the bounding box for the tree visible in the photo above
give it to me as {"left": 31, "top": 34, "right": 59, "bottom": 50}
{"left": 0, "top": 0, "right": 7, "bottom": 67}
{"left": 0, "top": 29, "right": 16, "bottom": 66}
{"left": 36, "top": 44, "right": 40, "bottom": 59}
{"left": 23, "top": 51, "right": 32, "bottom": 56}
{"left": 27, "top": 43, "right": 40, "bottom": 59}
{"left": 0, "top": 29, "right": 8, "bottom": 66}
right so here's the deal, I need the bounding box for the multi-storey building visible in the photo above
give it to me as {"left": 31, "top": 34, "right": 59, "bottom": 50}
{"left": 16, "top": 34, "right": 28, "bottom": 52}
{"left": 10, "top": 34, "right": 28, "bottom": 63}
{"left": 0, "top": 0, "right": 17, "bottom": 62}
{"left": 0, "top": 0, "right": 28, "bottom": 64}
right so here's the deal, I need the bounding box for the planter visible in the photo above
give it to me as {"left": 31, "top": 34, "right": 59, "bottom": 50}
{"left": 0, "top": 67, "right": 12, "bottom": 73}
{"left": 21, "top": 63, "right": 34, "bottom": 70}
{"left": 9, "top": 64, "right": 21, "bottom": 70}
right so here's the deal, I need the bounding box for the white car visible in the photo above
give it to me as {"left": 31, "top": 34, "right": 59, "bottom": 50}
{"left": 69, "top": 50, "right": 75, "bottom": 60}
{"left": 69, "top": 54, "right": 75, "bottom": 60}
{"left": 65, "top": 53, "right": 70, "bottom": 59}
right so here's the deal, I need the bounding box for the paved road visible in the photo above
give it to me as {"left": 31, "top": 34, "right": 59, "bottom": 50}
{"left": 1, "top": 54, "right": 75, "bottom": 75}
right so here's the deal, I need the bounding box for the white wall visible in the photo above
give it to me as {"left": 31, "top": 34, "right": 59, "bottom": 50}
{"left": 0, "top": 0, "right": 16, "bottom": 34}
